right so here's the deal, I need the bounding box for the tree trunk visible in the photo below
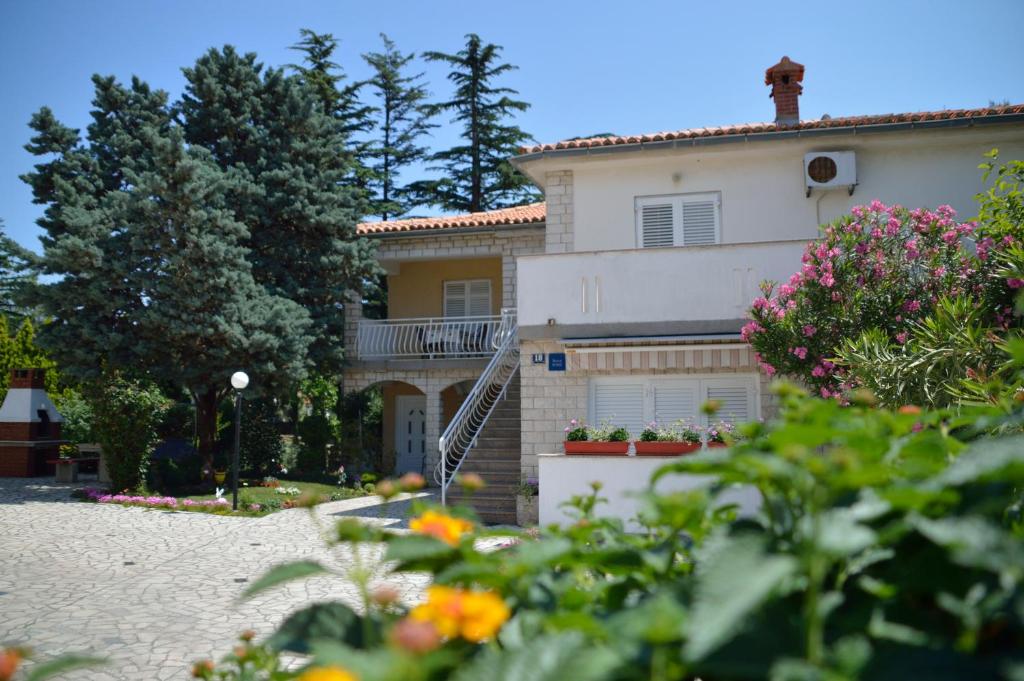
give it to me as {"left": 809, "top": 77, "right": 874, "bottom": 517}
{"left": 196, "top": 387, "right": 220, "bottom": 481}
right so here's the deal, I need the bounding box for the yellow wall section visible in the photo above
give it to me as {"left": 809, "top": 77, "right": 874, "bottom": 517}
{"left": 387, "top": 257, "right": 502, "bottom": 319}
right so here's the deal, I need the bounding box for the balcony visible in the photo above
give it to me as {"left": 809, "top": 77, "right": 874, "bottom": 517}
{"left": 516, "top": 240, "right": 807, "bottom": 337}
{"left": 356, "top": 314, "right": 509, "bottom": 360}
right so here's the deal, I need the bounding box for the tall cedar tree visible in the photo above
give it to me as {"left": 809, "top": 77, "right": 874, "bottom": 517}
{"left": 413, "top": 34, "right": 538, "bottom": 212}
{"left": 22, "top": 49, "right": 378, "bottom": 473}
{"left": 289, "top": 29, "right": 374, "bottom": 193}
{"left": 362, "top": 34, "right": 436, "bottom": 221}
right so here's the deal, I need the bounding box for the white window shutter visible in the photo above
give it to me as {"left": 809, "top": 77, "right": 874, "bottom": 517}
{"left": 467, "top": 280, "right": 491, "bottom": 317}
{"left": 653, "top": 383, "right": 699, "bottom": 426}
{"left": 593, "top": 383, "right": 644, "bottom": 437}
{"left": 681, "top": 198, "right": 719, "bottom": 246}
{"left": 444, "top": 281, "right": 467, "bottom": 318}
{"left": 704, "top": 379, "right": 752, "bottom": 424}
{"left": 638, "top": 202, "right": 676, "bottom": 248}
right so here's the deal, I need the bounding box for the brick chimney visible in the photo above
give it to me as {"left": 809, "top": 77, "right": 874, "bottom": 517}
{"left": 765, "top": 56, "right": 805, "bottom": 125}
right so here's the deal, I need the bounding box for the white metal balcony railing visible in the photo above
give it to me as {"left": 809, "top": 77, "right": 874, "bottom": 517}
{"left": 356, "top": 314, "right": 505, "bottom": 360}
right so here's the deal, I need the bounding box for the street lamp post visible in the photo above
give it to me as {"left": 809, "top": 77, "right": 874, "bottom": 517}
{"left": 230, "top": 371, "right": 249, "bottom": 511}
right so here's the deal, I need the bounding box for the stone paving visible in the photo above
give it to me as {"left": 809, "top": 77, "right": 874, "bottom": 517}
{"left": 0, "top": 478, "right": 436, "bottom": 680}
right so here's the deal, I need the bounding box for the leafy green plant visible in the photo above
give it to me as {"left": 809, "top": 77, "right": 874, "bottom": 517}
{"left": 88, "top": 374, "right": 168, "bottom": 492}
{"left": 639, "top": 420, "right": 702, "bottom": 443}
{"left": 565, "top": 419, "right": 630, "bottom": 442}
{"left": 198, "top": 381, "right": 1024, "bottom": 681}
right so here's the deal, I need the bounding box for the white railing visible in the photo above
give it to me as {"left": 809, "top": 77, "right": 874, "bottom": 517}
{"left": 357, "top": 314, "right": 503, "bottom": 359}
{"left": 436, "top": 308, "right": 519, "bottom": 504}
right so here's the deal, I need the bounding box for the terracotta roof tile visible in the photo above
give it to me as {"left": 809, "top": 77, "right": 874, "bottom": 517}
{"left": 521, "top": 104, "right": 1024, "bottom": 155}
{"left": 357, "top": 202, "right": 546, "bottom": 235}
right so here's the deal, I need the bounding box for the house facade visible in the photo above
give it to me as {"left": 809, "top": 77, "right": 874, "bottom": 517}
{"left": 345, "top": 57, "right": 1024, "bottom": 525}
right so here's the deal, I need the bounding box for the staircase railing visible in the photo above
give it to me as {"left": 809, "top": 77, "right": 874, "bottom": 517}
{"left": 436, "top": 308, "right": 519, "bottom": 505}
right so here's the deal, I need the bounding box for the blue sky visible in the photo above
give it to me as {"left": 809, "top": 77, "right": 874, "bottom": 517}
{"left": 1, "top": 0, "right": 1022, "bottom": 252}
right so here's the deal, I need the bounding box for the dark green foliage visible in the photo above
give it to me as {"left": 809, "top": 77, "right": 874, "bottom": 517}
{"left": 239, "top": 397, "right": 284, "bottom": 476}
{"left": 337, "top": 386, "right": 384, "bottom": 472}
{"left": 88, "top": 374, "right": 167, "bottom": 492}
{"left": 22, "top": 47, "right": 379, "bottom": 473}
{"left": 411, "top": 34, "right": 538, "bottom": 213}
{"left": 0, "top": 219, "right": 35, "bottom": 318}
{"left": 158, "top": 402, "right": 194, "bottom": 440}
{"left": 295, "top": 375, "right": 340, "bottom": 475}
{"left": 54, "top": 390, "right": 94, "bottom": 445}
{"left": 362, "top": 34, "right": 436, "bottom": 221}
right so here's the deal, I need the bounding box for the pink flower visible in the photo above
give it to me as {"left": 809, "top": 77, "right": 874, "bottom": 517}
{"left": 820, "top": 273, "right": 835, "bottom": 288}
{"left": 759, "top": 362, "right": 777, "bottom": 377}
{"left": 803, "top": 325, "right": 817, "bottom": 338}
{"left": 791, "top": 346, "right": 808, "bottom": 360}
{"left": 896, "top": 332, "right": 908, "bottom": 344}
{"left": 740, "top": 321, "right": 763, "bottom": 341}
{"left": 903, "top": 300, "right": 921, "bottom": 313}
{"left": 885, "top": 217, "right": 901, "bottom": 236}
{"left": 812, "top": 365, "right": 826, "bottom": 378}
{"left": 1009, "top": 278, "right": 1024, "bottom": 289}
{"left": 941, "top": 229, "right": 959, "bottom": 245}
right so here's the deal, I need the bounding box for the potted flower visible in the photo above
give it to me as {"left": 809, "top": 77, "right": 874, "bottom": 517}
{"left": 634, "top": 421, "right": 702, "bottom": 456}
{"left": 564, "top": 419, "right": 631, "bottom": 455}
{"left": 705, "top": 421, "right": 736, "bottom": 448}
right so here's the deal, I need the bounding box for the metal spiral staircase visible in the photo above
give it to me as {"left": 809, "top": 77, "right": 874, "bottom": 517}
{"left": 435, "top": 308, "right": 520, "bottom": 512}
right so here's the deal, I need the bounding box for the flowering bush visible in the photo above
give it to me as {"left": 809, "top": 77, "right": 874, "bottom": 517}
{"left": 274, "top": 486, "right": 303, "bottom": 496}
{"left": 704, "top": 421, "right": 735, "bottom": 444}
{"left": 564, "top": 418, "right": 630, "bottom": 442}
{"left": 638, "top": 420, "right": 702, "bottom": 443}
{"left": 189, "top": 385, "right": 1024, "bottom": 681}
{"left": 745, "top": 200, "right": 1016, "bottom": 398}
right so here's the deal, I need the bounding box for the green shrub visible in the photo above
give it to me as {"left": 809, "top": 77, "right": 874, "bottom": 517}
{"left": 88, "top": 374, "right": 167, "bottom": 492}
{"left": 54, "top": 390, "right": 94, "bottom": 445}
{"left": 239, "top": 397, "right": 283, "bottom": 476}
{"left": 200, "top": 384, "right": 1024, "bottom": 681}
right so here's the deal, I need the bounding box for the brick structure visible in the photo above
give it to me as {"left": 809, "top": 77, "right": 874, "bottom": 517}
{"left": 765, "top": 56, "right": 805, "bottom": 125}
{"left": 0, "top": 368, "right": 64, "bottom": 477}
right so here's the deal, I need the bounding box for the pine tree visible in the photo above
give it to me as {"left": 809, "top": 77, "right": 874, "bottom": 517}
{"left": 180, "top": 46, "right": 379, "bottom": 373}
{"left": 22, "top": 49, "right": 379, "bottom": 473}
{"left": 362, "top": 34, "right": 436, "bottom": 221}
{"left": 412, "top": 34, "right": 538, "bottom": 213}
{"left": 0, "top": 220, "right": 34, "bottom": 317}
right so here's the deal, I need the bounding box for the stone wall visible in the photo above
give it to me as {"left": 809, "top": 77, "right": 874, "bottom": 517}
{"left": 544, "top": 171, "right": 574, "bottom": 253}
{"left": 519, "top": 339, "right": 775, "bottom": 481}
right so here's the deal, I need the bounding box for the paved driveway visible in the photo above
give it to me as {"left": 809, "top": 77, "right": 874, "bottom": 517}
{"left": 0, "top": 479, "right": 433, "bottom": 680}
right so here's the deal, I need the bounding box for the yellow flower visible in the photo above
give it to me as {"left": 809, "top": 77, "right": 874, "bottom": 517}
{"left": 409, "top": 585, "right": 510, "bottom": 643}
{"left": 409, "top": 510, "right": 474, "bottom": 546}
{"left": 297, "top": 666, "right": 358, "bottom": 681}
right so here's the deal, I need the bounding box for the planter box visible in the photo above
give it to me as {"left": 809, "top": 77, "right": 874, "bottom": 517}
{"left": 634, "top": 441, "right": 701, "bottom": 456}
{"left": 564, "top": 441, "right": 630, "bottom": 455}
{"left": 707, "top": 442, "right": 729, "bottom": 449}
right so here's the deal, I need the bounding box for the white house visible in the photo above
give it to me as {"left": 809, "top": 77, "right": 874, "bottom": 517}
{"left": 346, "top": 56, "right": 1024, "bottom": 525}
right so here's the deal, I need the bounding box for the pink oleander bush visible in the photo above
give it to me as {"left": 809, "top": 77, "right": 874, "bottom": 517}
{"left": 744, "top": 200, "right": 1018, "bottom": 398}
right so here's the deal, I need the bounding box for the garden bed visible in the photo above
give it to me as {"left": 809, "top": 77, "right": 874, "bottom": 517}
{"left": 73, "top": 480, "right": 370, "bottom": 516}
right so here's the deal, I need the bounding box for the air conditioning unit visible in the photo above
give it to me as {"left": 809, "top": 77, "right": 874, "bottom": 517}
{"left": 804, "top": 151, "right": 856, "bottom": 197}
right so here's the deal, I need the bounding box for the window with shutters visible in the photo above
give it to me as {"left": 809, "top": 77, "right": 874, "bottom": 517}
{"left": 443, "top": 279, "right": 491, "bottom": 318}
{"left": 635, "top": 192, "right": 721, "bottom": 248}
{"left": 588, "top": 374, "right": 757, "bottom": 436}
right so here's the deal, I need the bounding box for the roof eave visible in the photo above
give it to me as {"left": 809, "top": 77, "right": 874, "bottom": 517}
{"left": 361, "top": 221, "right": 546, "bottom": 240}
{"left": 513, "top": 113, "right": 1024, "bottom": 164}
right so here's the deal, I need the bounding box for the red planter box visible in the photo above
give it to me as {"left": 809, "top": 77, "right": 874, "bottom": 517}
{"left": 634, "top": 441, "right": 701, "bottom": 456}
{"left": 707, "top": 442, "right": 729, "bottom": 449}
{"left": 564, "top": 441, "right": 630, "bottom": 455}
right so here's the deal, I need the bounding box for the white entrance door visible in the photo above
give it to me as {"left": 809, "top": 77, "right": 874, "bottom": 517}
{"left": 395, "top": 395, "right": 427, "bottom": 474}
